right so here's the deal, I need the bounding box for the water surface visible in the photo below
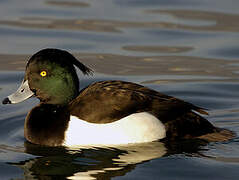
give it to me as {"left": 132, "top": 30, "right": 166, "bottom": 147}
{"left": 0, "top": 0, "right": 239, "bottom": 179}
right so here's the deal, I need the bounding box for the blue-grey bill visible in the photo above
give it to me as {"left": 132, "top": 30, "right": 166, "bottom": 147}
{"left": 4, "top": 80, "right": 34, "bottom": 104}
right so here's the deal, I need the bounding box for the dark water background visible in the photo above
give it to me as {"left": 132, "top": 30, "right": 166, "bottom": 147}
{"left": 1, "top": 0, "right": 239, "bottom": 179}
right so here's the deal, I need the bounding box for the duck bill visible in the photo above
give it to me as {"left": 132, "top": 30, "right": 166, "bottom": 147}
{"left": 2, "top": 80, "right": 34, "bottom": 104}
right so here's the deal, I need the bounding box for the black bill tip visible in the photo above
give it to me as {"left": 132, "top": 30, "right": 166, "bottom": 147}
{"left": 2, "top": 97, "right": 11, "bottom": 104}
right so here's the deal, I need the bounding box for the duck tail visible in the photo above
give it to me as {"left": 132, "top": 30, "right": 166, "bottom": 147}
{"left": 198, "top": 128, "right": 236, "bottom": 142}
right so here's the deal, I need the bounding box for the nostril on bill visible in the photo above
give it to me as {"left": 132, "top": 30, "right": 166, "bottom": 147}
{"left": 2, "top": 97, "right": 11, "bottom": 104}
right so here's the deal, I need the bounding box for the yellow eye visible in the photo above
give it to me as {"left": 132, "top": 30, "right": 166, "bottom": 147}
{"left": 40, "top": 71, "right": 47, "bottom": 77}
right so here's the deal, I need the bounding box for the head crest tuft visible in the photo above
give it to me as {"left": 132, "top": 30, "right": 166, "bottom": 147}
{"left": 29, "top": 48, "right": 94, "bottom": 76}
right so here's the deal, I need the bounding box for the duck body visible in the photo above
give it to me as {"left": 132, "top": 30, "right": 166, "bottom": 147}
{"left": 24, "top": 80, "right": 221, "bottom": 146}
{"left": 3, "top": 49, "right": 234, "bottom": 146}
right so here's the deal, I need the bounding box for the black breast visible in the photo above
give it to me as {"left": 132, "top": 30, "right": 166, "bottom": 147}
{"left": 24, "top": 104, "right": 70, "bottom": 146}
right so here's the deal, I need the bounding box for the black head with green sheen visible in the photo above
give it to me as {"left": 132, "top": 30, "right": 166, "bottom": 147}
{"left": 2, "top": 48, "right": 93, "bottom": 105}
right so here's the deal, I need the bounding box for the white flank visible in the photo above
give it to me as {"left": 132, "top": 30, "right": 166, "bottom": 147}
{"left": 63, "top": 112, "right": 166, "bottom": 146}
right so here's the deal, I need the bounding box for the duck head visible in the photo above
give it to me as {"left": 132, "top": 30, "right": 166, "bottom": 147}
{"left": 2, "top": 48, "right": 92, "bottom": 105}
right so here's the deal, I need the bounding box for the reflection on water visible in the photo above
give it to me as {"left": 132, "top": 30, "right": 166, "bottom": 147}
{"left": 1, "top": 10, "right": 239, "bottom": 33}
{"left": 5, "top": 142, "right": 165, "bottom": 180}
{"left": 46, "top": 1, "right": 90, "bottom": 8}
{"left": 5, "top": 140, "right": 210, "bottom": 180}
{"left": 4, "top": 138, "right": 236, "bottom": 180}
{"left": 1, "top": 53, "right": 239, "bottom": 80}
{"left": 147, "top": 10, "right": 239, "bottom": 32}
{"left": 122, "top": 45, "right": 193, "bottom": 53}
